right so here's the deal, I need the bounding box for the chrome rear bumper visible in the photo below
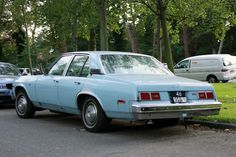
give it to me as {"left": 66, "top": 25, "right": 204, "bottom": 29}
{"left": 132, "top": 101, "right": 221, "bottom": 120}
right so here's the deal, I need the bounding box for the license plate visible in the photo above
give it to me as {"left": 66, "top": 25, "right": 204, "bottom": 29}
{"left": 173, "top": 97, "right": 187, "bottom": 103}
{"left": 170, "top": 91, "right": 187, "bottom": 103}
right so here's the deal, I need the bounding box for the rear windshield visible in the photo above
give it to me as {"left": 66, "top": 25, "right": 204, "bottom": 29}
{"left": 223, "top": 57, "right": 236, "bottom": 66}
{"left": 100, "top": 54, "right": 172, "bottom": 75}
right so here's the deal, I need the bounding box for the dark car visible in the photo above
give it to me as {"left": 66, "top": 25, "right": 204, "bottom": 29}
{"left": 0, "top": 62, "right": 20, "bottom": 103}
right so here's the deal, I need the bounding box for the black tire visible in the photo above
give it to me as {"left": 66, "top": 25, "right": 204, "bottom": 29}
{"left": 152, "top": 118, "right": 180, "bottom": 127}
{"left": 207, "top": 75, "right": 219, "bottom": 83}
{"left": 15, "top": 90, "right": 35, "bottom": 118}
{"left": 81, "top": 97, "right": 111, "bottom": 132}
{"left": 222, "top": 80, "right": 229, "bottom": 83}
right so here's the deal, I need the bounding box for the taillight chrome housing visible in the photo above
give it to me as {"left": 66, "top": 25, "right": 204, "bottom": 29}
{"left": 198, "top": 91, "right": 214, "bottom": 99}
{"left": 139, "top": 92, "right": 160, "bottom": 101}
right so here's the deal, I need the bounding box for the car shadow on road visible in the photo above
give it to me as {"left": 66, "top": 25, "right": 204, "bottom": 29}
{"left": 32, "top": 111, "right": 190, "bottom": 139}
{"left": 0, "top": 102, "right": 14, "bottom": 110}
{"left": 107, "top": 120, "right": 190, "bottom": 139}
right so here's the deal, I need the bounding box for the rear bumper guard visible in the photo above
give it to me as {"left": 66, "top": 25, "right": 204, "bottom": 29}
{"left": 132, "top": 102, "right": 221, "bottom": 120}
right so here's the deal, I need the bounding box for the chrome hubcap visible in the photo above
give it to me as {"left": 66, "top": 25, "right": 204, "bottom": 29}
{"left": 17, "top": 96, "right": 27, "bottom": 114}
{"left": 84, "top": 102, "right": 97, "bottom": 127}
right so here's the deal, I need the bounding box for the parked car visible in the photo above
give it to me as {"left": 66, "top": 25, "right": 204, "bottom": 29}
{"left": 0, "top": 62, "right": 20, "bottom": 103}
{"left": 13, "top": 51, "right": 221, "bottom": 132}
{"left": 18, "top": 68, "right": 30, "bottom": 75}
{"left": 19, "top": 68, "right": 43, "bottom": 75}
{"left": 32, "top": 68, "right": 43, "bottom": 75}
{"left": 174, "top": 54, "right": 236, "bottom": 83}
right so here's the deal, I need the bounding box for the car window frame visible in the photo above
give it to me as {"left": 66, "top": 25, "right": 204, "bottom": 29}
{"left": 66, "top": 54, "right": 90, "bottom": 77}
{"left": 47, "top": 55, "right": 74, "bottom": 76}
{"left": 175, "top": 60, "right": 190, "bottom": 69}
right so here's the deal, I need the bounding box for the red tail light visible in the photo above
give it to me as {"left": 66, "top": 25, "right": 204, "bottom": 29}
{"left": 139, "top": 92, "right": 160, "bottom": 101}
{"left": 151, "top": 92, "right": 160, "bottom": 100}
{"left": 198, "top": 91, "right": 214, "bottom": 99}
{"left": 206, "top": 92, "right": 214, "bottom": 99}
{"left": 198, "top": 92, "right": 206, "bottom": 99}
{"left": 140, "top": 92, "right": 151, "bottom": 100}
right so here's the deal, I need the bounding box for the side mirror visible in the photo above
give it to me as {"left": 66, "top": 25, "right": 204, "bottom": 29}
{"left": 90, "top": 69, "right": 104, "bottom": 75}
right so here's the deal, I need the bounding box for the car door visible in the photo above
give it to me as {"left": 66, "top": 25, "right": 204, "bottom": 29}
{"left": 57, "top": 55, "right": 90, "bottom": 114}
{"left": 174, "top": 60, "right": 191, "bottom": 78}
{"left": 35, "top": 55, "right": 73, "bottom": 109}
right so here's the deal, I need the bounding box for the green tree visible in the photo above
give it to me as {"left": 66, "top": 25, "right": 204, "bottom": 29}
{"left": 9, "top": 0, "right": 43, "bottom": 72}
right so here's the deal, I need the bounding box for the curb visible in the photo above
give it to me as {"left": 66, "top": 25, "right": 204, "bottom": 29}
{"left": 184, "top": 120, "right": 236, "bottom": 130}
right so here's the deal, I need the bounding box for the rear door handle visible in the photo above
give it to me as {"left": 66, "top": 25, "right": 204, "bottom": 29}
{"left": 54, "top": 80, "right": 59, "bottom": 83}
{"left": 74, "top": 81, "right": 81, "bottom": 85}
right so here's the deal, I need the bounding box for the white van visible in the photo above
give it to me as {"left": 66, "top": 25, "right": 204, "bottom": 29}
{"left": 174, "top": 54, "right": 236, "bottom": 83}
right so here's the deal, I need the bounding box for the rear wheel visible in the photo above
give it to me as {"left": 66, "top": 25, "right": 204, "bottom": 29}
{"left": 222, "top": 80, "right": 229, "bottom": 83}
{"left": 15, "top": 90, "right": 35, "bottom": 118}
{"left": 207, "top": 75, "right": 219, "bottom": 83}
{"left": 152, "top": 118, "right": 180, "bottom": 127}
{"left": 81, "top": 97, "right": 111, "bottom": 132}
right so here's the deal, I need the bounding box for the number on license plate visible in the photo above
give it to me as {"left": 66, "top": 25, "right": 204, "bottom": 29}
{"left": 173, "top": 97, "right": 187, "bottom": 103}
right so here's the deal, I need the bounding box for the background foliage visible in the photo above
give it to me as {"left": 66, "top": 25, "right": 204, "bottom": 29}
{"left": 0, "top": 0, "right": 236, "bottom": 70}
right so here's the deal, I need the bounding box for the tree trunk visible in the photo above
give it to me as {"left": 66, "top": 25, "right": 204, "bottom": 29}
{"left": 72, "top": 14, "right": 78, "bottom": 51}
{"left": 89, "top": 28, "right": 96, "bottom": 51}
{"left": 0, "top": 40, "right": 3, "bottom": 57}
{"left": 49, "top": 24, "right": 57, "bottom": 51}
{"left": 157, "top": 0, "right": 174, "bottom": 72}
{"left": 25, "top": 28, "right": 33, "bottom": 74}
{"left": 183, "top": 26, "right": 190, "bottom": 57}
{"left": 217, "top": 37, "right": 224, "bottom": 54}
{"left": 153, "top": 11, "right": 161, "bottom": 61}
{"left": 98, "top": 0, "right": 108, "bottom": 51}
{"left": 59, "top": 35, "right": 67, "bottom": 53}
{"left": 0, "top": 0, "right": 5, "bottom": 18}
{"left": 126, "top": 24, "right": 140, "bottom": 53}
{"left": 21, "top": 4, "right": 32, "bottom": 74}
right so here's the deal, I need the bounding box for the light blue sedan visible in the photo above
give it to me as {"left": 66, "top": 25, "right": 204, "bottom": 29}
{"left": 13, "top": 51, "right": 221, "bottom": 132}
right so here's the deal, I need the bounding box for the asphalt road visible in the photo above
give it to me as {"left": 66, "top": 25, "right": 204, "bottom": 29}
{"left": 0, "top": 103, "right": 236, "bottom": 157}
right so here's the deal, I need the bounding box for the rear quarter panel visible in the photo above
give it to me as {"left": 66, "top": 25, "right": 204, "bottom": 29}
{"left": 82, "top": 76, "right": 137, "bottom": 119}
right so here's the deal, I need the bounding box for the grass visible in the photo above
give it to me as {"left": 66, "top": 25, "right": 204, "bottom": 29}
{"left": 195, "top": 83, "right": 236, "bottom": 123}
{"left": 212, "top": 83, "right": 236, "bottom": 103}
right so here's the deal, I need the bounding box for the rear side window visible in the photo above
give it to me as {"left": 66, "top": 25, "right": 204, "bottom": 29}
{"left": 66, "top": 55, "right": 90, "bottom": 77}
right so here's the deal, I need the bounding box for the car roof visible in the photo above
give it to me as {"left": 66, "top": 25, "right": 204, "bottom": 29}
{"left": 184, "top": 54, "right": 232, "bottom": 60}
{"left": 0, "top": 62, "right": 14, "bottom": 66}
{"left": 63, "top": 51, "right": 150, "bottom": 57}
